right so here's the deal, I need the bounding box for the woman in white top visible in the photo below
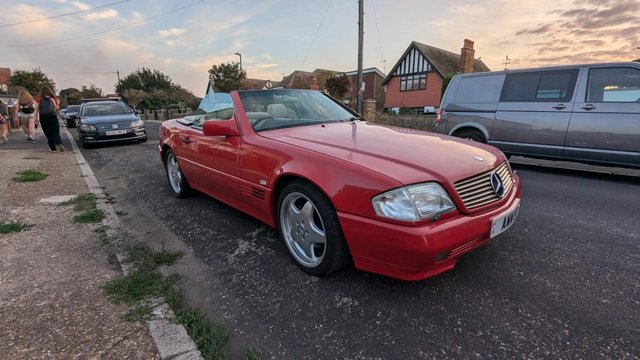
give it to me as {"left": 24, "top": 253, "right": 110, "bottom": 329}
{"left": 15, "top": 89, "right": 37, "bottom": 143}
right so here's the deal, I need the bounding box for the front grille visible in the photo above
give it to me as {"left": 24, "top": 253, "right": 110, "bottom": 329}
{"left": 454, "top": 162, "right": 514, "bottom": 209}
{"left": 96, "top": 122, "right": 131, "bottom": 130}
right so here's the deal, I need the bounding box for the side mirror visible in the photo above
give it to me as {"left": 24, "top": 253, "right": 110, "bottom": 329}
{"left": 203, "top": 119, "right": 239, "bottom": 137}
{"left": 135, "top": 109, "right": 142, "bottom": 114}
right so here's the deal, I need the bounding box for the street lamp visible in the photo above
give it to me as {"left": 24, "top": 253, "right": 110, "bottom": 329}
{"left": 234, "top": 52, "right": 242, "bottom": 70}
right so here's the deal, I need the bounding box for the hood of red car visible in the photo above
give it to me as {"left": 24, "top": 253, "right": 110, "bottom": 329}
{"left": 259, "top": 121, "right": 504, "bottom": 185}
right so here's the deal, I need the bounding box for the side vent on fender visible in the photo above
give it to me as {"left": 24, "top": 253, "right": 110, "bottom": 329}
{"left": 251, "top": 187, "right": 266, "bottom": 200}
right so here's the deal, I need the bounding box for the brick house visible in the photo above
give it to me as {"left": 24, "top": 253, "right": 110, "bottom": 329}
{"left": 382, "top": 39, "right": 490, "bottom": 112}
{"left": 343, "top": 67, "right": 386, "bottom": 110}
{"left": 0, "top": 68, "right": 11, "bottom": 93}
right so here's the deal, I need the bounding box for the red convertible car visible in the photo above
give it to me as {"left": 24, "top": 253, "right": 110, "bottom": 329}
{"left": 159, "top": 89, "right": 521, "bottom": 281}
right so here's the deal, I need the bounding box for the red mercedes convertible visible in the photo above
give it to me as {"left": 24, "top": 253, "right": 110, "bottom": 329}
{"left": 159, "top": 89, "right": 521, "bottom": 281}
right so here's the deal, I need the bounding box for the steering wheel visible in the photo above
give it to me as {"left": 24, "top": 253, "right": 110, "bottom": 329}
{"left": 252, "top": 116, "right": 274, "bottom": 130}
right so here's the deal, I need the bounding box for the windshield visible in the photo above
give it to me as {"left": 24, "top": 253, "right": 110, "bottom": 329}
{"left": 238, "top": 89, "right": 356, "bottom": 132}
{"left": 67, "top": 105, "right": 80, "bottom": 112}
{"left": 82, "top": 103, "right": 131, "bottom": 116}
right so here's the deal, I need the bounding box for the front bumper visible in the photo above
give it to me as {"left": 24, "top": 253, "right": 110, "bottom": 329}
{"left": 339, "top": 176, "right": 522, "bottom": 281}
{"left": 79, "top": 127, "right": 147, "bottom": 143}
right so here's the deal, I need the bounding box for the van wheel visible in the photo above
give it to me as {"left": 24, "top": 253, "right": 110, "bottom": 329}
{"left": 455, "top": 129, "right": 485, "bottom": 143}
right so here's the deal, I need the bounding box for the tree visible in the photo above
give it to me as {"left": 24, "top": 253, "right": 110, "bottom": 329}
{"left": 80, "top": 84, "right": 103, "bottom": 98}
{"left": 115, "top": 68, "right": 197, "bottom": 110}
{"left": 121, "top": 89, "right": 148, "bottom": 110}
{"left": 59, "top": 88, "right": 82, "bottom": 107}
{"left": 208, "top": 62, "right": 246, "bottom": 92}
{"left": 115, "top": 67, "right": 176, "bottom": 94}
{"left": 9, "top": 68, "right": 56, "bottom": 95}
{"left": 325, "top": 75, "right": 351, "bottom": 100}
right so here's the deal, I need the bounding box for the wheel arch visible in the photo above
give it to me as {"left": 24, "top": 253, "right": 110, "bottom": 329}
{"left": 271, "top": 173, "right": 333, "bottom": 228}
{"left": 449, "top": 123, "right": 490, "bottom": 142}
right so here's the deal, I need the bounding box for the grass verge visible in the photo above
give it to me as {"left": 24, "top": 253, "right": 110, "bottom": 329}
{"left": 60, "top": 193, "right": 106, "bottom": 223}
{"left": 12, "top": 169, "right": 49, "bottom": 182}
{"left": 0, "top": 221, "right": 33, "bottom": 234}
{"left": 103, "top": 244, "right": 261, "bottom": 359}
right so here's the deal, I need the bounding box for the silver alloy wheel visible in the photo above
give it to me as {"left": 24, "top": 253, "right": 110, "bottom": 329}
{"left": 280, "top": 192, "right": 327, "bottom": 268}
{"left": 166, "top": 153, "right": 182, "bottom": 193}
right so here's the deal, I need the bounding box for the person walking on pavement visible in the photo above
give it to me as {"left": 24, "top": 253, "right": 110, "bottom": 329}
{"left": 15, "top": 90, "right": 37, "bottom": 143}
{"left": 37, "top": 87, "right": 64, "bottom": 152}
{"left": 0, "top": 100, "right": 9, "bottom": 144}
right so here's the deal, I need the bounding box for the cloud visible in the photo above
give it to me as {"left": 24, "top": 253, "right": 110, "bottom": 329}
{"left": 158, "top": 28, "right": 187, "bottom": 37}
{"left": 83, "top": 9, "right": 118, "bottom": 21}
{"left": 510, "top": 0, "right": 640, "bottom": 67}
{"left": 515, "top": 24, "right": 553, "bottom": 36}
{"left": 72, "top": 1, "right": 90, "bottom": 11}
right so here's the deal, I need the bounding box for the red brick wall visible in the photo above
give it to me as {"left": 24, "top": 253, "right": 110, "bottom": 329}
{"left": 348, "top": 73, "right": 377, "bottom": 99}
{"left": 0, "top": 68, "right": 10, "bottom": 87}
{"left": 384, "top": 72, "right": 443, "bottom": 108}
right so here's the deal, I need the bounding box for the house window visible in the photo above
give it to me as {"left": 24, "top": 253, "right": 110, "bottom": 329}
{"left": 400, "top": 74, "right": 426, "bottom": 91}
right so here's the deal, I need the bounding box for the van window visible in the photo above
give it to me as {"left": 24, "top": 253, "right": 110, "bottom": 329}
{"left": 454, "top": 75, "right": 504, "bottom": 103}
{"left": 587, "top": 67, "right": 640, "bottom": 102}
{"left": 500, "top": 70, "right": 578, "bottom": 102}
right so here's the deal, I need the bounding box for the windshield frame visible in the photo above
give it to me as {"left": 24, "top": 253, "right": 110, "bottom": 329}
{"left": 237, "top": 89, "right": 360, "bottom": 132}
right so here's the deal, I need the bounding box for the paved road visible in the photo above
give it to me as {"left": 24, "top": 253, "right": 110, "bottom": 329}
{"left": 75, "top": 122, "right": 640, "bottom": 359}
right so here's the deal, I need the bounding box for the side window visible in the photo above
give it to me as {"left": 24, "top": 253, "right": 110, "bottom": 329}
{"left": 500, "top": 70, "right": 578, "bottom": 102}
{"left": 587, "top": 67, "right": 640, "bottom": 102}
{"left": 454, "top": 75, "right": 504, "bottom": 103}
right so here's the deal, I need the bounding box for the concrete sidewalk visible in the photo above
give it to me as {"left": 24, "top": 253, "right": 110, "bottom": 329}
{"left": 0, "top": 127, "right": 160, "bottom": 359}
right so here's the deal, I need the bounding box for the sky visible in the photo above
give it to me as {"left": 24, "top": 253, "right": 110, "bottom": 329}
{"left": 1, "top": 0, "right": 638, "bottom": 95}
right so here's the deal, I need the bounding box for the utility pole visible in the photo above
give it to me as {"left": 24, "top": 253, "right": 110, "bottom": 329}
{"left": 356, "top": 0, "right": 364, "bottom": 114}
{"left": 116, "top": 69, "right": 120, "bottom": 82}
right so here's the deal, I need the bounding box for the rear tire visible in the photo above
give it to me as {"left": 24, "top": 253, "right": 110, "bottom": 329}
{"left": 277, "top": 181, "right": 350, "bottom": 276}
{"left": 455, "top": 129, "right": 485, "bottom": 143}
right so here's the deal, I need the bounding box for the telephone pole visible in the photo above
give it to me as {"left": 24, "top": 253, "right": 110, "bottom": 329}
{"left": 356, "top": 0, "right": 364, "bottom": 114}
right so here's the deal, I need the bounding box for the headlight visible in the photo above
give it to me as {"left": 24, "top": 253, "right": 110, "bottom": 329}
{"left": 131, "top": 119, "right": 144, "bottom": 127}
{"left": 372, "top": 182, "right": 455, "bottom": 222}
{"left": 79, "top": 124, "right": 96, "bottom": 131}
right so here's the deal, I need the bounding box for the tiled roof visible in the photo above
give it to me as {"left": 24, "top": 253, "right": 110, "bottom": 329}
{"left": 412, "top": 41, "right": 490, "bottom": 75}
{"left": 383, "top": 42, "right": 490, "bottom": 84}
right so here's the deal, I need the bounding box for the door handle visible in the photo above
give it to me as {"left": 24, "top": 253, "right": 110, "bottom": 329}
{"left": 181, "top": 137, "right": 192, "bottom": 144}
{"left": 552, "top": 104, "right": 567, "bottom": 110}
{"left": 580, "top": 104, "right": 596, "bottom": 111}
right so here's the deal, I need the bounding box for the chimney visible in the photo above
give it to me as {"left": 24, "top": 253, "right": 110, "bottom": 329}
{"left": 459, "top": 39, "right": 475, "bottom": 74}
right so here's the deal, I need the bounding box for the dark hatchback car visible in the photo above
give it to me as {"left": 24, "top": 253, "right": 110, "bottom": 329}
{"left": 76, "top": 99, "right": 147, "bottom": 148}
{"left": 64, "top": 105, "right": 80, "bottom": 128}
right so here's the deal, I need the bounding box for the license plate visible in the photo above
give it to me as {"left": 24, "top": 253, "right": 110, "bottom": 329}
{"left": 490, "top": 199, "right": 520, "bottom": 238}
{"left": 106, "top": 129, "right": 127, "bottom": 135}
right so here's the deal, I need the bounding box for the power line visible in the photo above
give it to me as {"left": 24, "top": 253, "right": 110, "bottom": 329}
{"left": 1, "top": 0, "right": 203, "bottom": 48}
{"left": 301, "top": 0, "right": 334, "bottom": 68}
{"left": 371, "top": 0, "right": 384, "bottom": 62}
{"left": 0, "top": 0, "right": 131, "bottom": 28}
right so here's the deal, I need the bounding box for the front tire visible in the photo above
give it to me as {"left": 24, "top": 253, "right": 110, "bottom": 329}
{"left": 455, "top": 128, "right": 485, "bottom": 143}
{"left": 277, "top": 181, "right": 350, "bottom": 276}
{"left": 165, "top": 150, "right": 191, "bottom": 198}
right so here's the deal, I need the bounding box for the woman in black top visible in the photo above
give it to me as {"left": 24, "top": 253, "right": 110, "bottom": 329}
{"left": 37, "top": 87, "right": 64, "bottom": 152}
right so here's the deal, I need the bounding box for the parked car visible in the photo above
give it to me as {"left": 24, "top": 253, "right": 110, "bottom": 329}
{"left": 64, "top": 105, "right": 80, "bottom": 128}
{"left": 435, "top": 62, "right": 640, "bottom": 169}
{"left": 76, "top": 99, "right": 147, "bottom": 148}
{"left": 159, "top": 89, "right": 521, "bottom": 281}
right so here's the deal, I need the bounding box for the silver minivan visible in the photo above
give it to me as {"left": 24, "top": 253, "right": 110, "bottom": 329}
{"left": 435, "top": 62, "right": 640, "bottom": 169}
